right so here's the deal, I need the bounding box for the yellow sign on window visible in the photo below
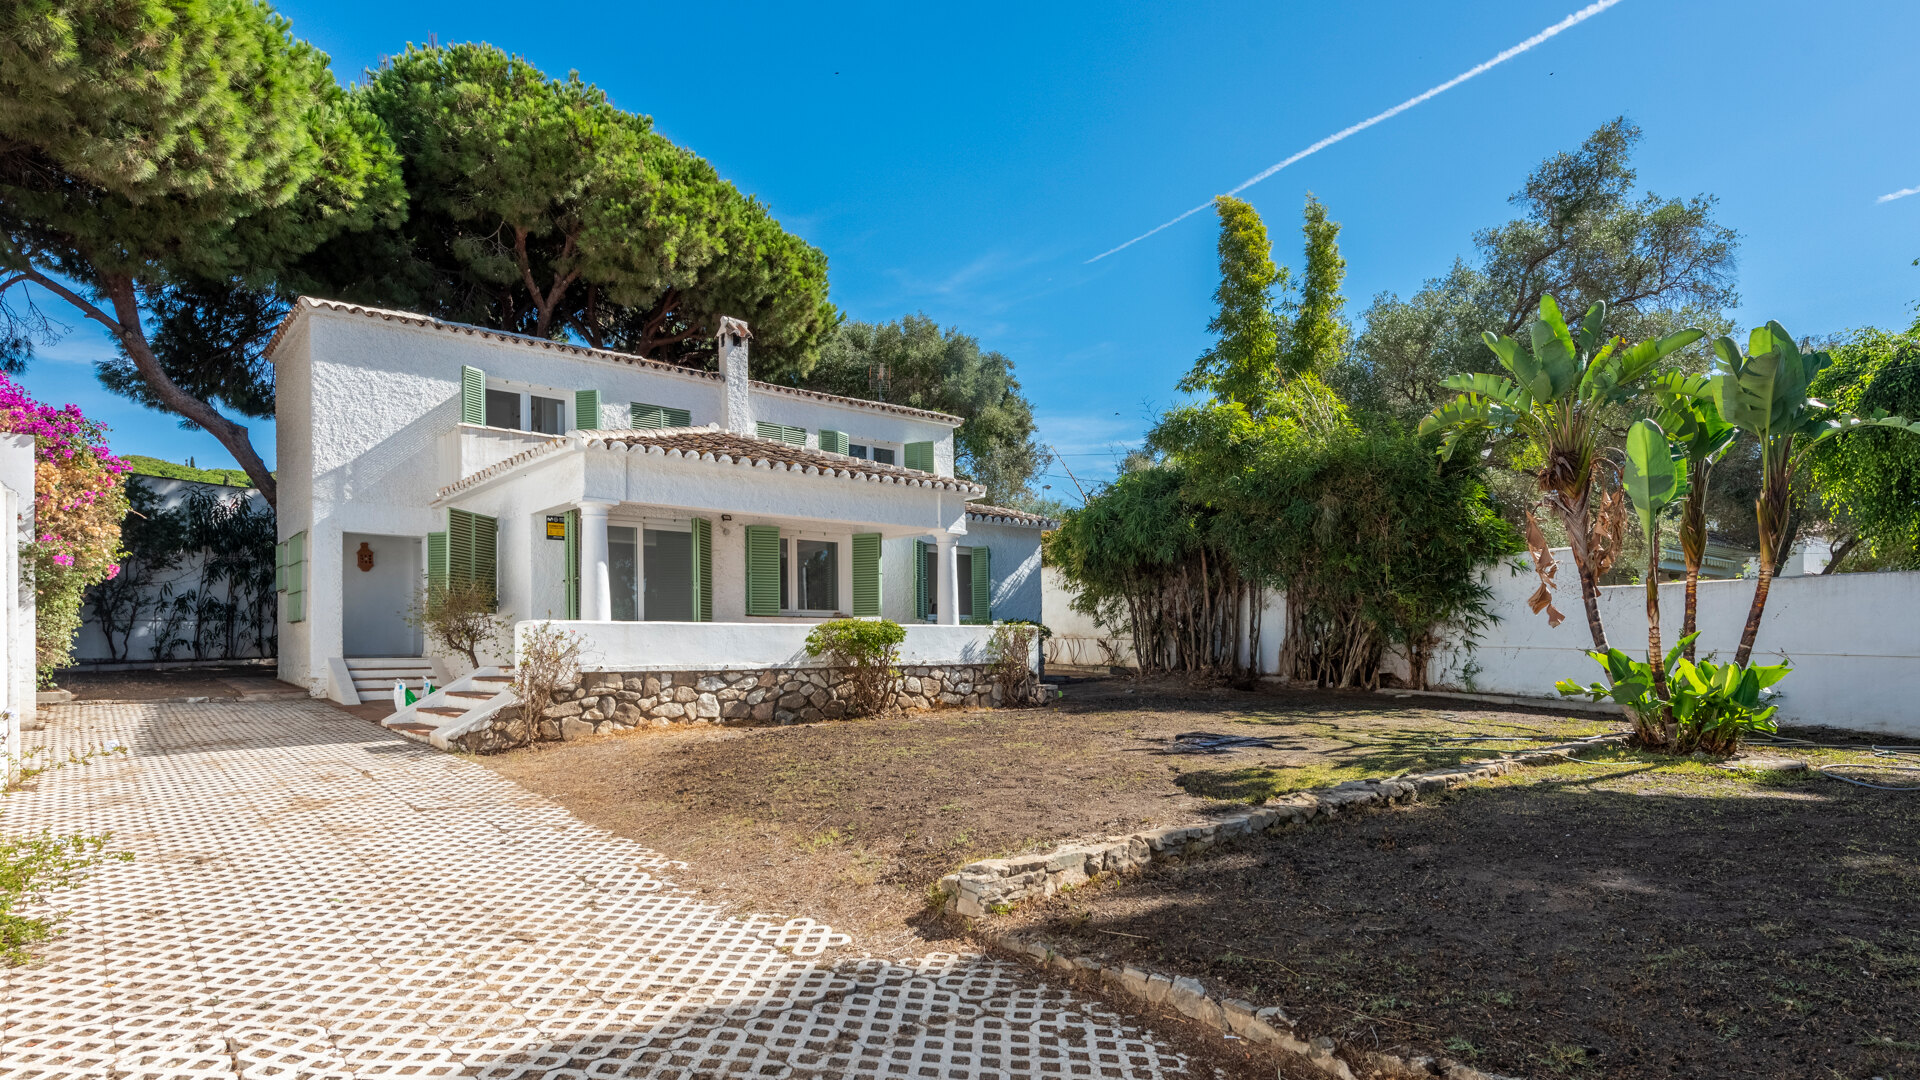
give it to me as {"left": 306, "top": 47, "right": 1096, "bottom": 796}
{"left": 546, "top": 516, "right": 567, "bottom": 540}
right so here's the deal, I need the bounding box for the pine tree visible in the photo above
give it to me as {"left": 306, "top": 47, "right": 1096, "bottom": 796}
{"left": 0, "top": 0, "right": 405, "bottom": 506}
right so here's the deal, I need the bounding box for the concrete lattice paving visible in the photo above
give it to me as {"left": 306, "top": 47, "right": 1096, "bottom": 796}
{"left": 2, "top": 701, "right": 1199, "bottom": 1079}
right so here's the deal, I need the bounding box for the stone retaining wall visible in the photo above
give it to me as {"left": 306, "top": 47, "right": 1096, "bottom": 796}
{"left": 450, "top": 663, "right": 1043, "bottom": 753}
{"left": 941, "top": 735, "right": 1622, "bottom": 917}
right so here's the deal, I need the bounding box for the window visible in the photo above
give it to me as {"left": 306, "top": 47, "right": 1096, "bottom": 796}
{"left": 797, "top": 539, "right": 837, "bottom": 611}
{"left": 609, "top": 526, "right": 639, "bottom": 621}
{"left": 530, "top": 395, "right": 566, "bottom": 434}
{"left": 485, "top": 389, "right": 521, "bottom": 429}
{"left": 873, "top": 447, "right": 896, "bottom": 465}
{"left": 849, "top": 443, "right": 896, "bottom": 465}
{"left": 644, "top": 528, "right": 693, "bottom": 621}
{"left": 848, "top": 443, "right": 869, "bottom": 460}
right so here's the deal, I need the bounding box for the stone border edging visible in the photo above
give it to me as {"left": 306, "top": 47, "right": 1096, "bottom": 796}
{"left": 1380, "top": 687, "right": 1623, "bottom": 715}
{"left": 939, "top": 733, "right": 1625, "bottom": 918}
{"left": 986, "top": 929, "right": 1528, "bottom": 1080}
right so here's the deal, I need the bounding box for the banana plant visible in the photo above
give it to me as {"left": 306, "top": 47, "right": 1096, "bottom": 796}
{"left": 1710, "top": 323, "right": 1920, "bottom": 664}
{"left": 1648, "top": 372, "right": 1736, "bottom": 660}
{"left": 1621, "top": 418, "right": 1686, "bottom": 732}
{"left": 1420, "top": 294, "right": 1703, "bottom": 651}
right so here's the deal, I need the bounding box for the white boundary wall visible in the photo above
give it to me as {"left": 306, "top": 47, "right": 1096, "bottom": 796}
{"left": 0, "top": 434, "right": 33, "bottom": 780}
{"left": 1422, "top": 555, "right": 1920, "bottom": 738}
{"left": 1043, "top": 553, "right": 1920, "bottom": 739}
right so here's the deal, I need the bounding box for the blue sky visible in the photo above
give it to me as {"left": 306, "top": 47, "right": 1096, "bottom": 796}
{"left": 19, "top": 0, "right": 1920, "bottom": 495}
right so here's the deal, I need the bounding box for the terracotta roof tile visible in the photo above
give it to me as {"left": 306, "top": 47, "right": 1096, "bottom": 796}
{"left": 437, "top": 427, "right": 984, "bottom": 499}
{"left": 966, "top": 504, "right": 1058, "bottom": 528}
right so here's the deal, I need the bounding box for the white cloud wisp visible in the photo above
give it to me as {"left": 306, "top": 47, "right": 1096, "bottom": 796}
{"left": 1086, "top": 0, "right": 1629, "bottom": 263}
{"left": 1878, "top": 185, "right": 1920, "bottom": 204}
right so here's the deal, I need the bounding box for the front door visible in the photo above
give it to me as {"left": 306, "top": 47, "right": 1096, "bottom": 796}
{"left": 342, "top": 533, "right": 423, "bottom": 657}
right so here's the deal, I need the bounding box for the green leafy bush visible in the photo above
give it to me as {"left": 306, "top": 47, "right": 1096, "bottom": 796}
{"left": 804, "top": 618, "right": 906, "bottom": 717}
{"left": 1558, "top": 635, "right": 1788, "bottom": 755}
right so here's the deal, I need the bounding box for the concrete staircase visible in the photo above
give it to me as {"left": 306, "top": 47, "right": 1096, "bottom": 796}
{"left": 345, "top": 657, "right": 439, "bottom": 704}
{"left": 380, "top": 666, "right": 516, "bottom": 748}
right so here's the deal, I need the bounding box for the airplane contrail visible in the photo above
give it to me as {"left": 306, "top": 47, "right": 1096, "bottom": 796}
{"left": 1878, "top": 185, "right": 1920, "bottom": 204}
{"left": 1086, "top": 0, "right": 1629, "bottom": 264}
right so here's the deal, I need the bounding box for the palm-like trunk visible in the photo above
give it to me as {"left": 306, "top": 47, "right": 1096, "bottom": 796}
{"left": 1642, "top": 534, "right": 1674, "bottom": 747}
{"left": 1734, "top": 439, "right": 1795, "bottom": 666}
{"left": 1679, "top": 458, "right": 1710, "bottom": 662}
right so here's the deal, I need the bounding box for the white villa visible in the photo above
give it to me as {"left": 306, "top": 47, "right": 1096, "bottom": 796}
{"left": 266, "top": 298, "right": 1050, "bottom": 724}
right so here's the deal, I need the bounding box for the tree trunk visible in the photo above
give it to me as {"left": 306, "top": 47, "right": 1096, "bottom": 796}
{"left": 1681, "top": 567, "right": 1700, "bottom": 662}
{"left": 40, "top": 272, "right": 282, "bottom": 507}
{"left": 1733, "top": 566, "right": 1772, "bottom": 667}
{"left": 1577, "top": 563, "right": 1608, "bottom": 652}
{"left": 1644, "top": 537, "right": 1673, "bottom": 744}
{"left": 1821, "top": 534, "right": 1862, "bottom": 574}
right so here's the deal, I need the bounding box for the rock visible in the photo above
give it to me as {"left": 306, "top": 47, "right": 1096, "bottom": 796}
{"left": 777, "top": 692, "right": 807, "bottom": 710}
{"left": 1143, "top": 972, "right": 1172, "bottom": 1004}
{"left": 1168, "top": 976, "right": 1224, "bottom": 1027}
{"left": 697, "top": 675, "right": 727, "bottom": 692}
{"left": 1726, "top": 753, "right": 1808, "bottom": 773}
{"left": 1119, "top": 966, "right": 1152, "bottom": 999}
{"left": 594, "top": 721, "right": 615, "bottom": 735}
{"left": 695, "top": 694, "right": 721, "bottom": 719}
{"left": 720, "top": 700, "right": 749, "bottom": 720}
{"left": 560, "top": 717, "right": 594, "bottom": 741}
{"left": 656, "top": 702, "right": 684, "bottom": 719}
{"left": 543, "top": 700, "right": 583, "bottom": 719}
{"left": 903, "top": 676, "right": 922, "bottom": 694}
{"left": 1071, "top": 956, "right": 1101, "bottom": 975}
{"left": 750, "top": 702, "right": 775, "bottom": 722}
{"left": 674, "top": 686, "right": 698, "bottom": 704}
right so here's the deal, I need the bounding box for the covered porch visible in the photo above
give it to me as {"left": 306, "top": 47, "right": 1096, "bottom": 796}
{"left": 432, "top": 427, "right": 992, "bottom": 646}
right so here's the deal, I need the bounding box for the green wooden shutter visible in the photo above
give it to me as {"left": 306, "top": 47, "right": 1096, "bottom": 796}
{"left": 562, "top": 509, "right": 580, "bottom": 619}
{"left": 575, "top": 389, "right": 601, "bottom": 431}
{"left": 274, "top": 540, "right": 285, "bottom": 593}
{"left": 819, "top": 430, "right": 849, "bottom": 455}
{"left": 285, "top": 531, "right": 306, "bottom": 623}
{"left": 970, "top": 545, "right": 991, "bottom": 624}
{"left": 904, "top": 441, "right": 935, "bottom": 472}
{"left": 744, "top": 525, "right": 781, "bottom": 616}
{"left": 461, "top": 366, "right": 485, "bottom": 424}
{"left": 913, "top": 539, "right": 929, "bottom": 620}
{"left": 446, "top": 509, "right": 499, "bottom": 608}
{"left": 756, "top": 422, "right": 805, "bottom": 446}
{"left": 690, "top": 518, "right": 713, "bottom": 622}
{"left": 634, "top": 402, "right": 693, "bottom": 429}
{"left": 427, "top": 531, "right": 448, "bottom": 593}
{"left": 851, "top": 533, "right": 882, "bottom": 617}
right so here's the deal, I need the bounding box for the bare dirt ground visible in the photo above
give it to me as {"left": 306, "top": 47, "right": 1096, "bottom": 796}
{"left": 481, "top": 673, "right": 1613, "bottom": 956}
{"left": 988, "top": 742, "right": 1920, "bottom": 1080}
{"left": 51, "top": 663, "right": 299, "bottom": 703}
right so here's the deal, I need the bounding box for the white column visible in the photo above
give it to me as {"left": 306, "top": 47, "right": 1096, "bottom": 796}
{"left": 934, "top": 534, "right": 960, "bottom": 626}
{"left": 579, "top": 501, "right": 614, "bottom": 621}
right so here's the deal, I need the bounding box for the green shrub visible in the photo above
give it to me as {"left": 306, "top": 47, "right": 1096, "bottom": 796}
{"left": 805, "top": 618, "right": 906, "bottom": 717}
{"left": 1558, "top": 635, "right": 1788, "bottom": 754}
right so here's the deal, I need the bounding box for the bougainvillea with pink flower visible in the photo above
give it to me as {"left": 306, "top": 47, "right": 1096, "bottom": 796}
{"left": 0, "top": 373, "right": 129, "bottom": 681}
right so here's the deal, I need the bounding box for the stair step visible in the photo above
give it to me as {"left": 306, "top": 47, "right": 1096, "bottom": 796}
{"left": 417, "top": 707, "right": 465, "bottom": 718}
{"left": 388, "top": 722, "right": 435, "bottom": 734}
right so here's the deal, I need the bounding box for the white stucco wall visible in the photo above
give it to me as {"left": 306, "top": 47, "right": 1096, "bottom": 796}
{"left": 1418, "top": 555, "right": 1920, "bottom": 737}
{"left": 272, "top": 300, "right": 977, "bottom": 698}
{"left": 0, "top": 434, "right": 33, "bottom": 779}
{"left": 75, "top": 476, "right": 272, "bottom": 663}
{"left": 520, "top": 619, "right": 1033, "bottom": 673}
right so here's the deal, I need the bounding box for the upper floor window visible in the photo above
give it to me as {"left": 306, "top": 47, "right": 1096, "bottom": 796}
{"left": 484, "top": 386, "right": 566, "bottom": 434}
{"left": 848, "top": 443, "right": 897, "bottom": 465}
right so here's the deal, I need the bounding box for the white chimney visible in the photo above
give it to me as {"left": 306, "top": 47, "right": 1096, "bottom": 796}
{"left": 717, "top": 316, "right": 753, "bottom": 435}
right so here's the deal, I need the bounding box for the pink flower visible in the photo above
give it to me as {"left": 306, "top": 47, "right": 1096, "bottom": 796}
{"left": 104, "top": 564, "right": 120, "bottom": 580}
{"left": 52, "top": 553, "right": 73, "bottom": 567}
